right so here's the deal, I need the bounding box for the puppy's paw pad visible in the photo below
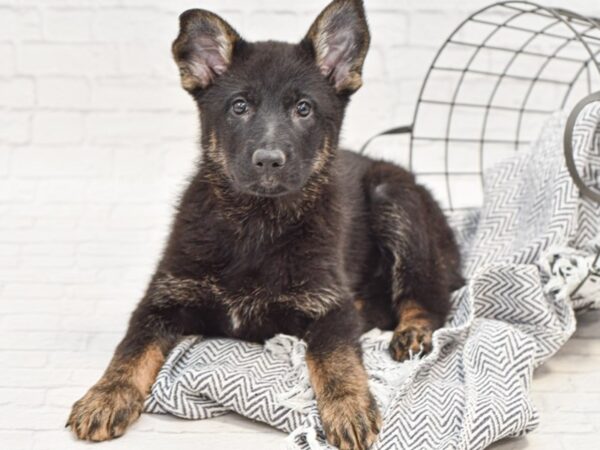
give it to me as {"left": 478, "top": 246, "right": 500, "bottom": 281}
{"left": 389, "top": 326, "right": 433, "bottom": 362}
{"left": 66, "top": 382, "right": 143, "bottom": 441}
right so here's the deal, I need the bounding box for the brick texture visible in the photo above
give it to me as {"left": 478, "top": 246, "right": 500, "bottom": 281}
{"left": 1, "top": 1, "right": 599, "bottom": 449}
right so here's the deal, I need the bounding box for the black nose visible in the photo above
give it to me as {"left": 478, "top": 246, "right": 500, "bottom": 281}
{"left": 252, "top": 149, "right": 286, "bottom": 169}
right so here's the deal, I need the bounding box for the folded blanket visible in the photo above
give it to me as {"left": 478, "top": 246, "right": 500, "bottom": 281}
{"left": 145, "top": 103, "right": 600, "bottom": 449}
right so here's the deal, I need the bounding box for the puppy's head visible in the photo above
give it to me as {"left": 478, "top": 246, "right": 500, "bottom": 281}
{"left": 173, "top": 0, "right": 370, "bottom": 197}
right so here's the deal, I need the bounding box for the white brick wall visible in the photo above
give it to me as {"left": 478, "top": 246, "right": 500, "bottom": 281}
{"left": 1, "top": 1, "right": 600, "bottom": 448}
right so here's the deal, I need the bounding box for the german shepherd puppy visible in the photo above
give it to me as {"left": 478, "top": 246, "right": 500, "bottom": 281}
{"left": 67, "top": 1, "right": 462, "bottom": 448}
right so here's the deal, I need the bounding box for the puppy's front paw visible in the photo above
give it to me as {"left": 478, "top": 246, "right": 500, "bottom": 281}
{"left": 66, "top": 381, "right": 144, "bottom": 441}
{"left": 320, "top": 391, "right": 381, "bottom": 450}
{"left": 389, "top": 325, "right": 433, "bottom": 362}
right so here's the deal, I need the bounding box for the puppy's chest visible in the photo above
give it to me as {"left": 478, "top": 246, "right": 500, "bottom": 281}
{"left": 189, "top": 218, "right": 343, "bottom": 339}
{"left": 224, "top": 293, "right": 312, "bottom": 341}
{"left": 215, "top": 244, "right": 334, "bottom": 337}
{"left": 223, "top": 275, "right": 281, "bottom": 322}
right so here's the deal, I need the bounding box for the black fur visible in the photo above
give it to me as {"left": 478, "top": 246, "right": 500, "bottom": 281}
{"left": 67, "top": 1, "right": 462, "bottom": 448}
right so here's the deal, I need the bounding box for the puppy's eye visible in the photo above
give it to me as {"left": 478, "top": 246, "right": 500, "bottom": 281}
{"left": 232, "top": 99, "right": 248, "bottom": 115}
{"left": 296, "top": 100, "right": 312, "bottom": 118}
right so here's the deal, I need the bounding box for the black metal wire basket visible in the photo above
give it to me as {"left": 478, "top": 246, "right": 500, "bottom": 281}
{"left": 361, "top": 0, "right": 600, "bottom": 211}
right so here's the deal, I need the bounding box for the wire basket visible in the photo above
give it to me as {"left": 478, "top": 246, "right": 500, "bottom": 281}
{"left": 361, "top": 0, "right": 600, "bottom": 211}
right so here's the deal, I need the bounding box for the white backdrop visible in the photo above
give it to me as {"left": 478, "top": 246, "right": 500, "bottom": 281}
{"left": 1, "top": 1, "right": 600, "bottom": 442}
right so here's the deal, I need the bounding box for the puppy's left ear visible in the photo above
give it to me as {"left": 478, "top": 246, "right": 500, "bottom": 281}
{"left": 303, "top": 0, "right": 370, "bottom": 94}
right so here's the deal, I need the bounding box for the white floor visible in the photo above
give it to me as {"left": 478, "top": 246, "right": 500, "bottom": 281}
{"left": 1, "top": 311, "right": 599, "bottom": 450}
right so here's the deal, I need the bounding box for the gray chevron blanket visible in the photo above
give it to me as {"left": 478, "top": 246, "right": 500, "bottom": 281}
{"left": 145, "top": 103, "right": 600, "bottom": 449}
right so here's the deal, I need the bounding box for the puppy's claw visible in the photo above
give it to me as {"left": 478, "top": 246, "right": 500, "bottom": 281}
{"left": 320, "top": 392, "right": 381, "bottom": 450}
{"left": 66, "top": 381, "right": 144, "bottom": 442}
{"left": 389, "top": 325, "right": 433, "bottom": 362}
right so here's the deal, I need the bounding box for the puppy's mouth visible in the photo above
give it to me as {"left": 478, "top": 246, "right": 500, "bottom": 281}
{"left": 248, "top": 182, "right": 289, "bottom": 197}
{"left": 240, "top": 176, "right": 293, "bottom": 197}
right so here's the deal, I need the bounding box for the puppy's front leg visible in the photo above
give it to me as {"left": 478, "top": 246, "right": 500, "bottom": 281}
{"left": 67, "top": 288, "right": 179, "bottom": 441}
{"left": 305, "top": 305, "right": 381, "bottom": 450}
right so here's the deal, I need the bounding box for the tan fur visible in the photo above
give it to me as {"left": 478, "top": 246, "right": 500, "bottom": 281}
{"left": 151, "top": 272, "right": 344, "bottom": 331}
{"left": 206, "top": 129, "right": 229, "bottom": 174}
{"left": 354, "top": 297, "right": 365, "bottom": 311}
{"left": 172, "top": 10, "right": 240, "bottom": 91}
{"left": 151, "top": 273, "right": 209, "bottom": 305}
{"left": 306, "top": 347, "right": 381, "bottom": 450}
{"left": 389, "top": 299, "right": 435, "bottom": 362}
{"left": 370, "top": 199, "right": 413, "bottom": 299}
{"left": 66, "top": 344, "right": 165, "bottom": 441}
{"left": 67, "top": 381, "right": 143, "bottom": 441}
{"left": 311, "top": 136, "right": 334, "bottom": 174}
{"left": 130, "top": 344, "right": 165, "bottom": 395}
{"left": 306, "top": 0, "right": 369, "bottom": 93}
{"left": 226, "top": 287, "right": 343, "bottom": 331}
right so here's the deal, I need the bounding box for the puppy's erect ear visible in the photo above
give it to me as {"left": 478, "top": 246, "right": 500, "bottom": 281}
{"left": 304, "top": 0, "right": 370, "bottom": 94}
{"left": 172, "top": 9, "right": 241, "bottom": 92}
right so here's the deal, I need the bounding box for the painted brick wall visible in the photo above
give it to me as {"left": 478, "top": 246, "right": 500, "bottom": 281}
{"left": 1, "top": 1, "right": 600, "bottom": 442}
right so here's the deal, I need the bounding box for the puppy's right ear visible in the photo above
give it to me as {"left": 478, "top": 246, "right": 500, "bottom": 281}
{"left": 172, "top": 9, "right": 241, "bottom": 92}
{"left": 303, "top": 0, "right": 370, "bottom": 94}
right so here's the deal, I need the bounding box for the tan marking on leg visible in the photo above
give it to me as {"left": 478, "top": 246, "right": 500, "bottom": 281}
{"left": 67, "top": 343, "right": 165, "bottom": 442}
{"left": 306, "top": 347, "right": 381, "bottom": 450}
{"left": 129, "top": 344, "right": 164, "bottom": 396}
